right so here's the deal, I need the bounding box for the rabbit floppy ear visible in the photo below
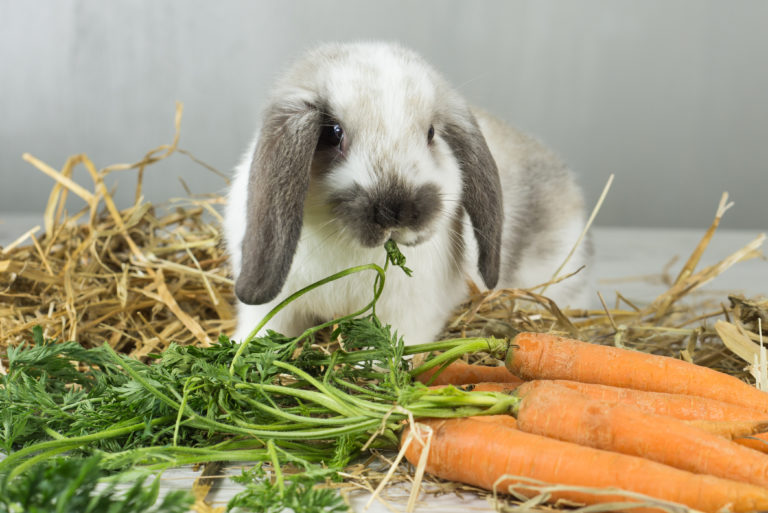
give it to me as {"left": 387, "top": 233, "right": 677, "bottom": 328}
{"left": 442, "top": 113, "right": 503, "bottom": 289}
{"left": 235, "top": 101, "right": 321, "bottom": 305}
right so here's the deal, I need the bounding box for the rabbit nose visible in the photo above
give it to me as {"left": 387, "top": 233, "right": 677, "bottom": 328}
{"left": 372, "top": 198, "right": 420, "bottom": 229}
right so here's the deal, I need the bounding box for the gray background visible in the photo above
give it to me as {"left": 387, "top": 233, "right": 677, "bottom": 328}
{"left": 1, "top": 0, "right": 766, "bottom": 229}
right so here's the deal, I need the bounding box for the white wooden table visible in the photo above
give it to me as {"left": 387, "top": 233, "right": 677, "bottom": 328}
{"left": 2, "top": 214, "right": 766, "bottom": 512}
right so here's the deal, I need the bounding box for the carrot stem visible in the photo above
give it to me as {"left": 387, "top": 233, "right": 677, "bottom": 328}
{"left": 409, "top": 337, "right": 508, "bottom": 379}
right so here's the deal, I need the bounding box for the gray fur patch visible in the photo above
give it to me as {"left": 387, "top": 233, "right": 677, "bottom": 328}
{"left": 235, "top": 101, "right": 322, "bottom": 305}
{"left": 440, "top": 113, "right": 503, "bottom": 288}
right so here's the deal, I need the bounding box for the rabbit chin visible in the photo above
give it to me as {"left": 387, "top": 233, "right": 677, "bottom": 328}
{"left": 389, "top": 228, "right": 433, "bottom": 247}
{"left": 346, "top": 225, "right": 437, "bottom": 249}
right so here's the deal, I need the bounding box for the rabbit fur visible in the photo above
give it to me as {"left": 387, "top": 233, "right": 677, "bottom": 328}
{"left": 225, "top": 42, "right": 591, "bottom": 344}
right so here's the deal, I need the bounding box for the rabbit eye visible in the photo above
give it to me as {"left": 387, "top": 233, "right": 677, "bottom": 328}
{"left": 427, "top": 125, "right": 435, "bottom": 144}
{"left": 318, "top": 122, "right": 345, "bottom": 149}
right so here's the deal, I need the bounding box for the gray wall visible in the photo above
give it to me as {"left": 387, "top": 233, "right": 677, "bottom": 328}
{"left": 1, "top": 0, "right": 766, "bottom": 229}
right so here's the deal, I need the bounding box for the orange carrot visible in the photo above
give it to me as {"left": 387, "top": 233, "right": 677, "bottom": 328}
{"left": 507, "top": 332, "right": 768, "bottom": 412}
{"left": 466, "top": 414, "right": 518, "bottom": 429}
{"left": 416, "top": 359, "right": 524, "bottom": 386}
{"left": 444, "top": 381, "right": 768, "bottom": 439}
{"left": 403, "top": 417, "right": 768, "bottom": 513}
{"left": 684, "top": 419, "right": 768, "bottom": 439}
{"left": 736, "top": 433, "right": 768, "bottom": 453}
{"left": 515, "top": 382, "right": 768, "bottom": 489}
{"left": 517, "top": 379, "right": 768, "bottom": 420}
{"left": 461, "top": 382, "right": 520, "bottom": 393}
{"left": 516, "top": 379, "right": 768, "bottom": 453}
{"left": 433, "top": 381, "right": 768, "bottom": 440}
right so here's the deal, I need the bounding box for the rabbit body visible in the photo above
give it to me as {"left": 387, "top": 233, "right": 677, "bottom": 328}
{"left": 225, "top": 42, "right": 590, "bottom": 344}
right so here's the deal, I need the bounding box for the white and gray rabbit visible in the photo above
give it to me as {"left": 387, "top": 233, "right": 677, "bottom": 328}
{"left": 225, "top": 42, "right": 591, "bottom": 344}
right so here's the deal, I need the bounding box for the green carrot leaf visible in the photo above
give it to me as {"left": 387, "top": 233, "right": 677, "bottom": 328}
{"left": 229, "top": 465, "right": 348, "bottom": 513}
{"left": 384, "top": 239, "right": 413, "bottom": 276}
{"left": 0, "top": 456, "right": 193, "bottom": 513}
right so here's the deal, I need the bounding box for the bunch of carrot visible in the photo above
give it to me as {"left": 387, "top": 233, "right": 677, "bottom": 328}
{"left": 407, "top": 332, "right": 768, "bottom": 513}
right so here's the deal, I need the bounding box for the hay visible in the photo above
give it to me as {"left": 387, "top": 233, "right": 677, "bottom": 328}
{"left": 1, "top": 105, "right": 767, "bottom": 512}
{"left": 0, "top": 103, "right": 234, "bottom": 356}
{"left": 441, "top": 195, "right": 766, "bottom": 382}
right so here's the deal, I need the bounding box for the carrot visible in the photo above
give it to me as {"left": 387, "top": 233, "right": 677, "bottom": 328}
{"left": 466, "top": 414, "right": 518, "bottom": 429}
{"left": 517, "top": 379, "right": 768, "bottom": 421}
{"left": 507, "top": 332, "right": 768, "bottom": 412}
{"left": 684, "top": 419, "right": 768, "bottom": 439}
{"left": 434, "top": 381, "right": 768, "bottom": 440}
{"left": 402, "top": 417, "right": 768, "bottom": 513}
{"left": 736, "top": 433, "right": 768, "bottom": 453}
{"left": 415, "top": 359, "right": 523, "bottom": 386}
{"left": 516, "top": 379, "right": 768, "bottom": 452}
{"left": 515, "top": 382, "right": 768, "bottom": 489}
{"left": 447, "top": 381, "right": 768, "bottom": 440}
{"left": 426, "top": 382, "right": 520, "bottom": 395}
{"left": 460, "top": 382, "right": 520, "bottom": 393}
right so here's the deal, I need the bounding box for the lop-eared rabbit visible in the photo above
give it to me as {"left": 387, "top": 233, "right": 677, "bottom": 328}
{"left": 226, "top": 42, "right": 590, "bottom": 344}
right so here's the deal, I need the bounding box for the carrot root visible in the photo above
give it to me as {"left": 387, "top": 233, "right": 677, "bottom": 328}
{"left": 736, "top": 432, "right": 768, "bottom": 454}
{"left": 457, "top": 382, "right": 520, "bottom": 393}
{"left": 464, "top": 414, "right": 518, "bottom": 429}
{"left": 684, "top": 419, "right": 768, "bottom": 439}
{"left": 402, "top": 417, "right": 768, "bottom": 513}
{"left": 516, "top": 379, "right": 768, "bottom": 421}
{"left": 507, "top": 332, "right": 768, "bottom": 412}
{"left": 416, "top": 359, "right": 524, "bottom": 386}
{"left": 515, "top": 382, "right": 768, "bottom": 489}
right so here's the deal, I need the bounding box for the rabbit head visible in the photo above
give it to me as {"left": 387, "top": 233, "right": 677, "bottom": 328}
{"left": 232, "top": 42, "right": 503, "bottom": 306}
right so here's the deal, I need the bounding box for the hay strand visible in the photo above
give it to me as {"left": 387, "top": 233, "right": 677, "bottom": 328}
{"left": 540, "top": 173, "right": 613, "bottom": 295}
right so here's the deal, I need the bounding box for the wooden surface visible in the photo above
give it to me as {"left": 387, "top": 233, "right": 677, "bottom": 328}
{"left": 1, "top": 214, "right": 766, "bottom": 512}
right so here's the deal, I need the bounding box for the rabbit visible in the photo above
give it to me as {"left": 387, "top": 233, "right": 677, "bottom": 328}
{"left": 225, "top": 41, "right": 592, "bottom": 345}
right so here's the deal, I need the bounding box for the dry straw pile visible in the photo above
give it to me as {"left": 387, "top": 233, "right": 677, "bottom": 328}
{"left": 0, "top": 104, "right": 234, "bottom": 357}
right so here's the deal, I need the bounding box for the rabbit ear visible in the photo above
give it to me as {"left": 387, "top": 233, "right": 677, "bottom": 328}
{"left": 442, "top": 113, "right": 503, "bottom": 289}
{"left": 234, "top": 101, "right": 321, "bottom": 305}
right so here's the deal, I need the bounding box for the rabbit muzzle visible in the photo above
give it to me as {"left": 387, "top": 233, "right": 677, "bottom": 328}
{"left": 330, "top": 177, "right": 441, "bottom": 248}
